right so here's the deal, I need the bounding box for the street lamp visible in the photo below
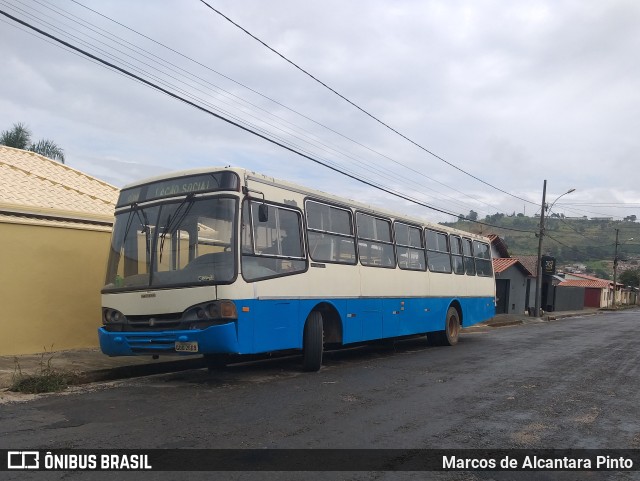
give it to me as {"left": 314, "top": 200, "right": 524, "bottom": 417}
{"left": 533, "top": 181, "right": 575, "bottom": 317}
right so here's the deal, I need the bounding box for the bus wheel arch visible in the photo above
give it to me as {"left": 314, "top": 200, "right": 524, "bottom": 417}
{"left": 428, "top": 302, "right": 462, "bottom": 346}
{"left": 314, "top": 302, "right": 343, "bottom": 345}
{"left": 301, "top": 303, "right": 343, "bottom": 372}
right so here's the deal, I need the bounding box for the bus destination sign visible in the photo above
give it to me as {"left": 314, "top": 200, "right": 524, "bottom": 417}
{"left": 117, "top": 172, "right": 239, "bottom": 207}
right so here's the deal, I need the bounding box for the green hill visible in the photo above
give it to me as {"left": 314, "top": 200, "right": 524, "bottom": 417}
{"left": 441, "top": 215, "right": 640, "bottom": 279}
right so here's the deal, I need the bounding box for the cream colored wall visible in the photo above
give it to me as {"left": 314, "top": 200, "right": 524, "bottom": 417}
{"left": 0, "top": 221, "right": 111, "bottom": 355}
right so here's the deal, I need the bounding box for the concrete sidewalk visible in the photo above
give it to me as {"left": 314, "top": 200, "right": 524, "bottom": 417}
{"left": 0, "top": 307, "right": 612, "bottom": 392}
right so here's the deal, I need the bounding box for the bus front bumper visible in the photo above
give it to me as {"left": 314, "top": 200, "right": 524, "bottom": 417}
{"left": 98, "top": 323, "right": 239, "bottom": 357}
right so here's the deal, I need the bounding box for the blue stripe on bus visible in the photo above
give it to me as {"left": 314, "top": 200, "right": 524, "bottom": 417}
{"left": 98, "top": 296, "right": 495, "bottom": 356}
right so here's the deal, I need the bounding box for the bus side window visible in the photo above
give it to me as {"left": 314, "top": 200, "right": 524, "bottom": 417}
{"left": 241, "top": 200, "right": 307, "bottom": 281}
{"left": 356, "top": 212, "right": 395, "bottom": 268}
{"left": 395, "top": 222, "right": 426, "bottom": 271}
{"left": 462, "top": 238, "right": 476, "bottom": 275}
{"left": 450, "top": 235, "right": 465, "bottom": 275}
{"left": 473, "top": 240, "right": 493, "bottom": 277}
{"left": 425, "top": 229, "right": 452, "bottom": 273}
{"left": 305, "top": 200, "right": 356, "bottom": 264}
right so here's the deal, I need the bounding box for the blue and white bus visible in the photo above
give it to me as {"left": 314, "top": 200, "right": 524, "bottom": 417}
{"left": 99, "top": 167, "right": 495, "bottom": 371}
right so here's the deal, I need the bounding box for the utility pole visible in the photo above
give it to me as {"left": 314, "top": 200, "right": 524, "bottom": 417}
{"left": 612, "top": 228, "right": 619, "bottom": 308}
{"left": 534, "top": 180, "right": 547, "bottom": 317}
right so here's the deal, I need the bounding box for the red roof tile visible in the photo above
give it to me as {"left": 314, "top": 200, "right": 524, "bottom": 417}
{"left": 492, "top": 258, "right": 533, "bottom": 276}
{"left": 559, "top": 279, "right": 610, "bottom": 289}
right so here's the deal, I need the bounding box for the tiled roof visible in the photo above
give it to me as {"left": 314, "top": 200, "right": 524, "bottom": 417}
{"left": 566, "top": 273, "right": 607, "bottom": 282}
{"left": 488, "top": 234, "right": 510, "bottom": 257}
{"left": 0, "top": 146, "right": 118, "bottom": 223}
{"left": 564, "top": 272, "right": 621, "bottom": 287}
{"left": 0, "top": 212, "right": 112, "bottom": 232}
{"left": 559, "top": 279, "right": 610, "bottom": 289}
{"left": 514, "top": 255, "right": 538, "bottom": 277}
{"left": 493, "top": 258, "right": 518, "bottom": 273}
{"left": 492, "top": 257, "right": 534, "bottom": 276}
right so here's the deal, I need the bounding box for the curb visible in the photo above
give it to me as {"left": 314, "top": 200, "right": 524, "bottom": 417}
{"left": 72, "top": 357, "right": 207, "bottom": 385}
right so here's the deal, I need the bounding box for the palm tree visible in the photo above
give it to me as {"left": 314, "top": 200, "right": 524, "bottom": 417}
{"left": 0, "top": 122, "right": 65, "bottom": 163}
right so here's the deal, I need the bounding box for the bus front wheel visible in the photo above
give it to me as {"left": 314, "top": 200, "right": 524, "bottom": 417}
{"left": 302, "top": 311, "right": 323, "bottom": 372}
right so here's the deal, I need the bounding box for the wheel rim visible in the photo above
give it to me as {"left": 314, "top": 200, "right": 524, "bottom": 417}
{"left": 448, "top": 313, "right": 460, "bottom": 340}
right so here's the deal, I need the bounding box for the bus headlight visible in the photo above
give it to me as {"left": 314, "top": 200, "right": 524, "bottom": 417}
{"left": 103, "top": 308, "right": 125, "bottom": 324}
{"left": 219, "top": 300, "right": 237, "bottom": 319}
{"left": 184, "top": 300, "right": 238, "bottom": 324}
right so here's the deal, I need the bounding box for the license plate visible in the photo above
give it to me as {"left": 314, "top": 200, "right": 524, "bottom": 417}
{"left": 175, "top": 341, "right": 198, "bottom": 352}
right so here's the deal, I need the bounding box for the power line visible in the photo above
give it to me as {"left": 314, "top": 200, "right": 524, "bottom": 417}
{"left": 5, "top": 0, "right": 490, "bottom": 216}
{"left": 66, "top": 0, "right": 504, "bottom": 215}
{"left": 198, "top": 0, "right": 539, "bottom": 207}
{"left": 0, "top": 8, "right": 535, "bottom": 236}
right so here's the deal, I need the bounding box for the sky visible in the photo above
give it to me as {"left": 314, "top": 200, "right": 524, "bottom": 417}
{"left": 1, "top": 0, "right": 639, "bottom": 224}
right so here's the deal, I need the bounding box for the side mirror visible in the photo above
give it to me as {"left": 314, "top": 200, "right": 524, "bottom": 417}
{"left": 258, "top": 203, "right": 269, "bottom": 222}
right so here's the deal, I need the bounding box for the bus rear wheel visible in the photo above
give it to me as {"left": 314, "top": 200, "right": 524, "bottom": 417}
{"left": 428, "top": 306, "right": 460, "bottom": 346}
{"left": 302, "top": 311, "right": 323, "bottom": 372}
{"left": 442, "top": 306, "right": 460, "bottom": 346}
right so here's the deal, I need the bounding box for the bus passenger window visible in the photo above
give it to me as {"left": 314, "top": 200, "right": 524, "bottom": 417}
{"left": 450, "top": 235, "right": 465, "bottom": 275}
{"left": 395, "top": 222, "right": 426, "bottom": 271}
{"left": 426, "top": 229, "right": 452, "bottom": 273}
{"left": 473, "top": 241, "right": 493, "bottom": 277}
{"left": 241, "top": 200, "right": 307, "bottom": 281}
{"left": 356, "top": 213, "right": 395, "bottom": 268}
{"left": 305, "top": 200, "right": 356, "bottom": 264}
{"left": 462, "top": 238, "right": 476, "bottom": 275}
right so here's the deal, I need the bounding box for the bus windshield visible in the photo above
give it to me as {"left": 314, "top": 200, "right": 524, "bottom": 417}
{"left": 104, "top": 196, "right": 237, "bottom": 291}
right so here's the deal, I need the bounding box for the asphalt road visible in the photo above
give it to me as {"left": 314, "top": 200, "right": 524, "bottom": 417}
{"left": 1, "top": 310, "right": 639, "bottom": 481}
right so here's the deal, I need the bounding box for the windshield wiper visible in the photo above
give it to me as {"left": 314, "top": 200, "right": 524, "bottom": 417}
{"left": 158, "top": 194, "right": 195, "bottom": 264}
{"left": 121, "top": 203, "right": 150, "bottom": 250}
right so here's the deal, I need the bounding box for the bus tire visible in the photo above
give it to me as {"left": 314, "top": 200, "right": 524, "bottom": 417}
{"left": 302, "top": 311, "right": 323, "bottom": 372}
{"left": 442, "top": 306, "right": 460, "bottom": 346}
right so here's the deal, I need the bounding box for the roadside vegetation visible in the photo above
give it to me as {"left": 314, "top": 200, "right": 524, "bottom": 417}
{"left": 11, "top": 349, "right": 75, "bottom": 394}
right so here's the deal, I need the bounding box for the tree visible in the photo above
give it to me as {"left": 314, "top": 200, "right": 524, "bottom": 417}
{"left": 624, "top": 215, "right": 637, "bottom": 222}
{"left": 619, "top": 268, "right": 640, "bottom": 287}
{"left": 466, "top": 210, "right": 478, "bottom": 221}
{"left": 0, "top": 122, "right": 65, "bottom": 163}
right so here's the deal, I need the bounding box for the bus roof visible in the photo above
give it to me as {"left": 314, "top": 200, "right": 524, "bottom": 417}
{"left": 121, "top": 166, "right": 490, "bottom": 241}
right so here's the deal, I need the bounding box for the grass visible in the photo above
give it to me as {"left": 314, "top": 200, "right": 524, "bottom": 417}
{"left": 10, "top": 348, "right": 75, "bottom": 394}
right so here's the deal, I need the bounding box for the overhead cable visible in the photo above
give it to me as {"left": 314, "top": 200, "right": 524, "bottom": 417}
{"left": 198, "top": 0, "right": 538, "bottom": 206}
{"left": 0, "top": 8, "right": 535, "bottom": 235}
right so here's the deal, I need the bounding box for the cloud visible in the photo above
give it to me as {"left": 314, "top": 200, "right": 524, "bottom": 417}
{"left": 0, "top": 0, "right": 639, "bottom": 224}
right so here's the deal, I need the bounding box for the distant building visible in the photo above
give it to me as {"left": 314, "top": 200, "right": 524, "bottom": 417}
{"left": 488, "top": 235, "right": 534, "bottom": 315}
{"left": 560, "top": 273, "right": 622, "bottom": 308}
{"left": 0, "top": 146, "right": 118, "bottom": 355}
